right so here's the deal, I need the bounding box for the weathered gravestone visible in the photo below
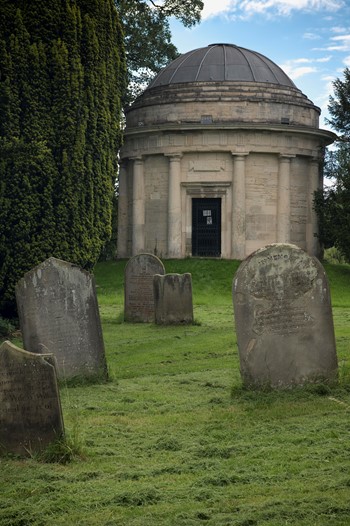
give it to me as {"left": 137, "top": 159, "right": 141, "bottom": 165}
{"left": 16, "top": 257, "right": 107, "bottom": 381}
{"left": 124, "top": 253, "right": 165, "bottom": 322}
{"left": 0, "top": 340, "right": 64, "bottom": 456}
{"left": 153, "top": 273, "right": 194, "bottom": 325}
{"left": 233, "top": 243, "right": 338, "bottom": 388}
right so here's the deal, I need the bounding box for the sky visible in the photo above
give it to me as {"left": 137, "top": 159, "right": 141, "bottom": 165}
{"left": 169, "top": 0, "right": 350, "bottom": 132}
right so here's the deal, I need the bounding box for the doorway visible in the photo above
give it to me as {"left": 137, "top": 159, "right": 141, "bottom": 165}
{"left": 192, "top": 198, "right": 221, "bottom": 257}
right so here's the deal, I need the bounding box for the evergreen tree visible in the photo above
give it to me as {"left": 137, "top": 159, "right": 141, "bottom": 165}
{"left": 315, "top": 68, "right": 350, "bottom": 262}
{"left": 0, "top": 0, "right": 126, "bottom": 317}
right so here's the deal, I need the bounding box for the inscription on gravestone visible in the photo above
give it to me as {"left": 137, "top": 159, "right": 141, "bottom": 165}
{"left": 124, "top": 254, "right": 165, "bottom": 322}
{"left": 153, "top": 273, "right": 194, "bottom": 325}
{"left": 233, "top": 243, "right": 338, "bottom": 388}
{"left": 15, "top": 257, "right": 107, "bottom": 381}
{"left": 0, "top": 341, "right": 64, "bottom": 456}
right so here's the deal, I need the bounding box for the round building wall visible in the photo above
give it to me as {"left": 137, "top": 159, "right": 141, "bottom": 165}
{"left": 118, "top": 45, "right": 336, "bottom": 260}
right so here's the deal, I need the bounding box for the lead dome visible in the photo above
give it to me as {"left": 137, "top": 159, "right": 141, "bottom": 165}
{"left": 147, "top": 43, "right": 296, "bottom": 88}
{"left": 118, "top": 43, "right": 336, "bottom": 260}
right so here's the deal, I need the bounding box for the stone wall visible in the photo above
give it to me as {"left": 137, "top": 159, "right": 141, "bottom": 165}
{"left": 126, "top": 82, "right": 320, "bottom": 129}
{"left": 118, "top": 78, "right": 335, "bottom": 261}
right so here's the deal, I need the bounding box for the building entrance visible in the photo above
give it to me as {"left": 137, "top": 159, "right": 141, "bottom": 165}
{"left": 192, "top": 198, "right": 221, "bottom": 257}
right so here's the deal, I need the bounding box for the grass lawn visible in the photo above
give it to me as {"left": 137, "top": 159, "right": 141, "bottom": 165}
{"left": 1, "top": 258, "right": 350, "bottom": 526}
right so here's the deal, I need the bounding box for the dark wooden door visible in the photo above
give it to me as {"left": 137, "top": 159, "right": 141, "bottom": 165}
{"left": 192, "top": 198, "right": 221, "bottom": 257}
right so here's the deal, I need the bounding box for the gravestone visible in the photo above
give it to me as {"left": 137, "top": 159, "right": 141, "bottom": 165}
{"left": 0, "top": 340, "right": 64, "bottom": 456}
{"left": 124, "top": 253, "right": 165, "bottom": 322}
{"left": 153, "top": 273, "right": 194, "bottom": 325}
{"left": 233, "top": 243, "right": 338, "bottom": 388}
{"left": 16, "top": 257, "right": 107, "bottom": 381}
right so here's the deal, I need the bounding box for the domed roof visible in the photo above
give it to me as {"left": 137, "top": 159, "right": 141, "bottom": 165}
{"left": 147, "top": 43, "right": 296, "bottom": 90}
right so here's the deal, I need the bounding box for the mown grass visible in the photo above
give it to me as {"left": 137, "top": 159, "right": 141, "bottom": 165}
{"left": 1, "top": 258, "right": 350, "bottom": 526}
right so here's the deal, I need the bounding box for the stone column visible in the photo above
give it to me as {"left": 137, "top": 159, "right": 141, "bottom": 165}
{"left": 306, "top": 157, "right": 321, "bottom": 256}
{"left": 223, "top": 188, "right": 232, "bottom": 259}
{"left": 231, "top": 153, "right": 248, "bottom": 259}
{"left": 166, "top": 154, "right": 183, "bottom": 258}
{"left": 117, "top": 160, "right": 128, "bottom": 258}
{"left": 277, "top": 155, "right": 293, "bottom": 243}
{"left": 132, "top": 156, "right": 145, "bottom": 255}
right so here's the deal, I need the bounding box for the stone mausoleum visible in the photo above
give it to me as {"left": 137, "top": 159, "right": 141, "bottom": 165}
{"left": 118, "top": 43, "right": 336, "bottom": 260}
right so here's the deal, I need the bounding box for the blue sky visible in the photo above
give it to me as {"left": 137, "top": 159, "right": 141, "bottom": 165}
{"left": 169, "top": 0, "right": 350, "bottom": 131}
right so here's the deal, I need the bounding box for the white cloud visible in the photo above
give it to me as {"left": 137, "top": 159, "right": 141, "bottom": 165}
{"left": 242, "top": 0, "right": 343, "bottom": 16}
{"left": 316, "top": 55, "right": 333, "bottom": 62}
{"left": 290, "top": 66, "right": 318, "bottom": 79}
{"left": 325, "top": 45, "right": 349, "bottom": 51}
{"left": 321, "top": 35, "right": 350, "bottom": 52}
{"left": 279, "top": 53, "right": 332, "bottom": 81}
{"left": 330, "top": 26, "right": 348, "bottom": 33}
{"left": 201, "top": 0, "right": 344, "bottom": 19}
{"left": 293, "top": 58, "right": 313, "bottom": 63}
{"left": 344, "top": 55, "right": 350, "bottom": 66}
{"left": 331, "top": 35, "right": 350, "bottom": 42}
{"left": 201, "top": 0, "right": 236, "bottom": 19}
{"left": 303, "top": 32, "right": 321, "bottom": 40}
{"left": 314, "top": 37, "right": 350, "bottom": 52}
{"left": 279, "top": 61, "right": 318, "bottom": 80}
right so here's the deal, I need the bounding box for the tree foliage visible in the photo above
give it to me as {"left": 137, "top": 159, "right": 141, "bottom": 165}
{"left": 315, "top": 68, "right": 350, "bottom": 262}
{"left": 0, "top": 0, "right": 126, "bottom": 317}
{"left": 115, "top": 0, "right": 203, "bottom": 103}
{"left": 327, "top": 68, "right": 350, "bottom": 140}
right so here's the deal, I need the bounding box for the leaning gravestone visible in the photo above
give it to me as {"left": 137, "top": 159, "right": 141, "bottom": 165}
{"left": 0, "top": 340, "right": 64, "bottom": 456}
{"left": 233, "top": 243, "right": 338, "bottom": 388}
{"left": 16, "top": 257, "right": 107, "bottom": 381}
{"left": 124, "top": 254, "right": 165, "bottom": 322}
{"left": 153, "top": 273, "right": 194, "bottom": 325}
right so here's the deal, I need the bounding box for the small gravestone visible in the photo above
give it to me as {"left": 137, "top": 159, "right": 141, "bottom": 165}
{"left": 16, "top": 257, "right": 107, "bottom": 381}
{"left": 0, "top": 341, "right": 64, "bottom": 456}
{"left": 124, "top": 253, "right": 165, "bottom": 322}
{"left": 233, "top": 243, "right": 338, "bottom": 388}
{"left": 153, "top": 273, "right": 194, "bottom": 325}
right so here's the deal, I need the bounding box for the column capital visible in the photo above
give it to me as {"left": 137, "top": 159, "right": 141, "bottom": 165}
{"left": 231, "top": 152, "right": 249, "bottom": 158}
{"left": 130, "top": 156, "right": 143, "bottom": 164}
{"left": 279, "top": 154, "right": 296, "bottom": 161}
{"left": 165, "top": 153, "right": 183, "bottom": 161}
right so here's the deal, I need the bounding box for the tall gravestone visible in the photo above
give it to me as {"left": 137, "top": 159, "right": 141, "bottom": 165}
{"left": 16, "top": 257, "right": 107, "bottom": 381}
{"left": 124, "top": 254, "right": 165, "bottom": 322}
{"left": 233, "top": 243, "right": 338, "bottom": 388}
{"left": 153, "top": 273, "right": 194, "bottom": 325}
{"left": 0, "top": 341, "right": 64, "bottom": 456}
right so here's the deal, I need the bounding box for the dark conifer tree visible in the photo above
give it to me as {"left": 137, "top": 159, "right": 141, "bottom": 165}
{"left": 0, "top": 0, "right": 126, "bottom": 317}
{"left": 314, "top": 68, "right": 350, "bottom": 262}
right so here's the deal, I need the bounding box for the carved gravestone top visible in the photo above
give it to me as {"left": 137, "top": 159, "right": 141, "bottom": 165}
{"left": 0, "top": 340, "right": 64, "bottom": 456}
{"left": 153, "top": 273, "right": 194, "bottom": 325}
{"left": 124, "top": 254, "right": 165, "bottom": 322}
{"left": 15, "top": 257, "right": 107, "bottom": 381}
{"left": 233, "top": 243, "right": 338, "bottom": 388}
